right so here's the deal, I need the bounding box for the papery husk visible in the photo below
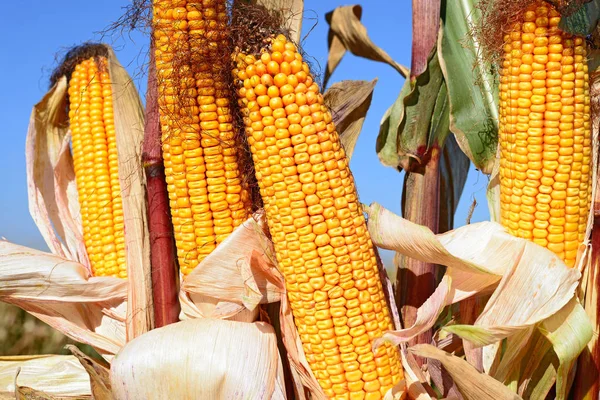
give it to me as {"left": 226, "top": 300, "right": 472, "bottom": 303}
{"left": 365, "top": 203, "right": 583, "bottom": 349}
{"left": 178, "top": 213, "right": 326, "bottom": 399}
{"left": 0, "top": 355, "right": 91, "bottom": 398}
{"left": 110, "top": 319, "right": 286, "bottom": 399}
{"left": 2, "top": 43, "right": 151, "bottom": 358}
{"left": 410, "top": 345, "right": 522, "bottom": 400}
{"left": 0, "top": 241, "right": 126, "bottom": 356}
{"left": 105, "top": 46, "right": 154, "bottom": 339}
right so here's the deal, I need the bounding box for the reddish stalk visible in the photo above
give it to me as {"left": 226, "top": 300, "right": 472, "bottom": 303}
{"left": 143, "top": 43, "right": 180, "bottom": 327}
{"left": 572, "top": 217, "right": 600, "bottom": 399}
{"left": 396, "top": 147, "right": 441, "bottom": 365}
{"left": 411, "top": 0, "right": 440, "bottom": 79}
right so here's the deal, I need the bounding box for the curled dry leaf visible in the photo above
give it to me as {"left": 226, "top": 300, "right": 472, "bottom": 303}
{"left": 178, "top": 212, "right": 326, "bottom": 398}
{"left": 66, "top": 345, "right": 112, "bottom": 400}
{"left": 324, "top": 5, "right": 408, "bottom": 87}
{"left": 1, "top": 44, "right": 151, "bottom": 357}
{"left": 180, "top": 213, "right": 283, "bottom": 320}
{"left": 0, "top": 241, "right": 126, "bottom": 356}
{"left": 0, "top": 356, "right": 91, "bottom": 398}
{"left": 110, "top": 319, "right": 285, "bottom": 400}
{"left": 410, "top": 345, "right": 522, "bottom": 400}
{"left": 324, "top": 79, "right": 377, "bottom": 160}
{"left": 364, "top": 203, "right": 582, "bottom": 350}
{"left": 105, "top": 47, "right": 154, "bottom": 339}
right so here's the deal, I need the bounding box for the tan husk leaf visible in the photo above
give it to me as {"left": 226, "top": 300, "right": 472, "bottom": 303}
{"left": 0, "top": 356, "right": 91, "bottom": 398}
{"left": 110, "top": 319, "right": 285, "bottom": 399}
{"left": 324, "top": 79, "right": 377, "bottom": 160}
{"left": 66, "top": 346, "right": 111, "bottom": 400}
{"left": 1, "top": 43, "right": 151, "bottom": 357}
{"left": 106, "top": 46, "right": 154, "bottom": 339}
{"left": 410, "top": 345, "right": 522, "bottom": 400}
{"left": 179, "top": 212, "right": 326, "bottom": 398}
{"left": 25, "top": 76, "right": 88, "bottom": 267}
{"left": 324, "top": 5, "right": 408, "bottom": 87}
{"left": 0, "top": 241, "right": 126, "bottom": 356}
{"left": 364, "top": 203, "right": 581, "bottom": 348}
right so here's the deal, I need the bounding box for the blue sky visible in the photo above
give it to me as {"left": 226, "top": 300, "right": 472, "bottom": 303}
{"left": 0, "top": 1, "right": 490, "bottom": 260}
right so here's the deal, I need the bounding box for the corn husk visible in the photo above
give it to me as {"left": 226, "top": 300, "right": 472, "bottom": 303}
{"left": 410, "top": 345, "right": 522, "bottom": 400}
{"left": 366, "top": 202, "right": 593, "bottom": 398}
{"left": 0, "top": 356, "right": 91, "bottom": 398}
{"left": 110, "top": 319, "right": 285, "bottom": 399}
{"left": 0, "top": 44, "right": 150, "bottom": 364}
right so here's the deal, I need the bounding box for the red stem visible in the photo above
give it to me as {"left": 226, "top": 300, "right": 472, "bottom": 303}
{"left": 143, "top": 42, "right": 180, "bottom": 328}
{"left": 396, "top": 147, "right": 441, "bottom": 365}
{"left": 572, "top": 216, "right": 600, "bottom": 400}
{"left": 411, "top": 0, "right": 441, "bottom": 79}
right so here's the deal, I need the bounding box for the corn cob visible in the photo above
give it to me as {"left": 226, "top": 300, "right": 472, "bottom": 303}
{"left": 499, "top": 2, "right": 592, "bottom": 267}
{"left": 234, "top": 34, "right": 403, "bottom": 399}
{"left": 67, "top": 56, "right": 126, "bottom": 278}
{"left": 153, "top": 0, "right": 250, "bottom": 275}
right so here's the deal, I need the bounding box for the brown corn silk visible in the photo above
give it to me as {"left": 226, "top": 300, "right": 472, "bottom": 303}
{"left": 66, "top": 54, "right": 126, "bottom": 278}
{"left": 234, "top": 34, "right": 403, "bottom": 399}
{"left": 499, "top": 1, "right": 592, "bottom": 267}
{"left": 152, "top": 0, "right": 251, "bottom": 275}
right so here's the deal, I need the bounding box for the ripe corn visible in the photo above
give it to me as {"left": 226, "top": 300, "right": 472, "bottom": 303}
{"left": 499, "top": 2, "right": 592, "bottom": 267}
{"left": 153, "top": 0, "right": 250, "bottom": 275}
{"left": 67, "top": 57, "right": 126, "bottom": 278}
{"left": 234, "top": 34, "right": 403, "bottom": 399}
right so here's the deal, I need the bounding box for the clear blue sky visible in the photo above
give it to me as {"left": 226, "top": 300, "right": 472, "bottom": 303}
{"left": 0, "top": 1, "right": 490, "bottom": 261}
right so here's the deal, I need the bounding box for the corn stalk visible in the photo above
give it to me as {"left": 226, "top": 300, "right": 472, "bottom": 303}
{"left": 142, "top": 42, "right": 180, "bottom": 327}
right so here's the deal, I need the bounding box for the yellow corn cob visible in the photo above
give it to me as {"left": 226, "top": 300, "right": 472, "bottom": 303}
{"left": 234, "top": 34, "right": 403, "bottom": 399}
{"left": 67, "top": 56, "right": 126, "bottom": 278}
{"left": 499, "top": 2, "right": 592, "bottom": 267}
{"left": 153, "top": 0, "right": 250, "bottom": 275}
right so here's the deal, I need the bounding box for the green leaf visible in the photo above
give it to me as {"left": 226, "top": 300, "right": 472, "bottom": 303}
{"left": 376, "top": 80, "right": 410, "bottom": 169}
{"left": 559, "top": 0, "right": 600, "bottom": 36}
{"left": 439, "top": 0, "right": 499, "bottom": 174}
{"left": 539, "top": 299, "right": 593, "bottom": 400}
{"left": 376, "top": 49, "right": 446, "bottom": 171}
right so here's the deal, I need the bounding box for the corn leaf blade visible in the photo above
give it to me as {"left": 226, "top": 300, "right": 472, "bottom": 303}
{"left": 438, "top": 0, "right": 498, "bottom": 174}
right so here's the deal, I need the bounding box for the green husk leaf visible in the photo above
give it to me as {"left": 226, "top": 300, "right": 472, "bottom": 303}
{"left": 539, "top": 299, "right": 592, "bottom": 400}
{"left": 439, "top": 0, "right": 498, "bottom": 174}
{"left": 559, "top": 0, "right": 600, "bottom": 36}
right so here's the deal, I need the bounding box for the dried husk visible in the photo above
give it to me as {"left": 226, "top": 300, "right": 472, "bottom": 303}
{"left": 110, "top": 319, "right": 286, "bottom": 399}
{"left": 0, "top": 355, "right": 91, "bottom": 398}
{"left": 0, "top": 44, "right": 150, "bottom": 363}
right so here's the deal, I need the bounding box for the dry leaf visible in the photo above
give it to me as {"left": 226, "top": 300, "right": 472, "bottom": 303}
{"left": 324, "top": 79, "right": 377, "bottom": 160}
{"left": 324, "top": 5, "right": 407, "bottom": 87}
{"left": 181, "top": 214, "right": 283, "bottom": 318}
{"left": 0, "top": 356, "right": 90, "bottom": 398}
{"left": 2, "top": 44, "right": 150, "bottom": 357}
{"left": 25, "top": 77, "right": 88, "bottom": 268}
{"left": 66, "top": 346, "right": 111, "bottom": 400}
{"left": 0, "top": 241, "right": 126, "bottom": 356}
{"left": 410, "top": 345, "right": 522, "bottom": 400}
{"left": 110, "top": 319, "right": 284, "bottom": 399}
{"left": 179, "top": 213, "right": 325, "bottom": 398}
{"left": 365, "top": 203, "right": 581, "bottom": 349}
{"left": 106, "top": 47, "right": 154, "bottom": 339}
